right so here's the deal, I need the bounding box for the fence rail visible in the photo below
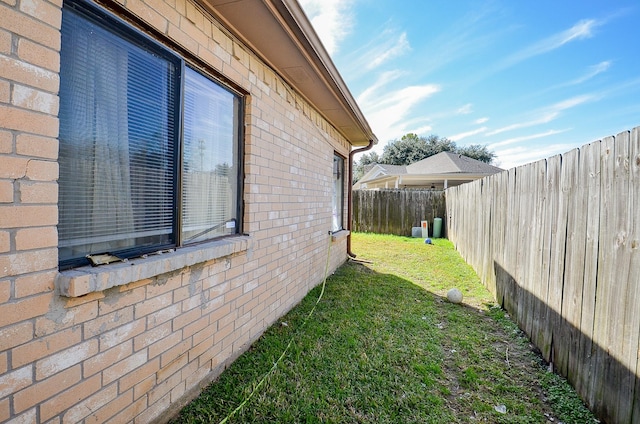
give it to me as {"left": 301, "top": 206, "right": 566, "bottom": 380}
{"left": 352, "top": 189, "right": 446, "bottom": 237}
{"left": 446, "top": 126, "right": 640, "bottom": 424}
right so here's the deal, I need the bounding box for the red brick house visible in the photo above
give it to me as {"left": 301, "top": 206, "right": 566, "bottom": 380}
{"left": 0, "top": 0, "right": 376, "bottom": 421}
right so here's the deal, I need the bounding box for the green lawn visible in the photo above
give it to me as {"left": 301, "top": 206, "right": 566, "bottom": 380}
{"left": 171, "top": 233, "right": 596, "bottom": 423}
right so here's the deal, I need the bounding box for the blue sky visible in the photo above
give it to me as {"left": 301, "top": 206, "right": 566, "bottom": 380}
{"left": 299, "top": 0, "right": 640, "bottom": 169}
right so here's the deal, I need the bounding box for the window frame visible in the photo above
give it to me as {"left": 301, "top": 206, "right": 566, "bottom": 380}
{"left": 58, "top": 0, "right": 245, "bottom": 270}
{"left": 178, "top": 65, "right": 244, "bottom": 246}
{"left": 332, "top": 153, "right": 345, "bottom": 233}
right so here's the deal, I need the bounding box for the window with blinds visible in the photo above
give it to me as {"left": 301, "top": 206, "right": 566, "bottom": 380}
{"left": 58, "top": 0, "right": 242, "bottom": 269}
{"left": 182, "top": 68, "right": 240, "bottom": 244}
{"left": 332, "top": 154, "right": 345, "bottom": 232}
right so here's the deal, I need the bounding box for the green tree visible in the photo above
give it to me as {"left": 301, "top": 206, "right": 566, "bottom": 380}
{"left": 379, "top": 133, "right": 495, "bottom": 165}
{"left": 456, "top": 144, "right": 496, "bottom": 163}
{"left": 381, "top": 133, "right": 456, "bottom": 165}
{"left": 352, "top": 134, "right": 495, "bottom": 183}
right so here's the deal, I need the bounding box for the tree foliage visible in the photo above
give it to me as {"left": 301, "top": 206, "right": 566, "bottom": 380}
{"left": 352, "top": 151, "right": 380, "bottom": 182}
{"left": 456, "top": 144, "right": 496, "bottom": 164}
{"left": 353, "top": 133, "right": 496, "bottom": 182}
{"left": 380, "top": 133, "right": 456, "bottom": 165}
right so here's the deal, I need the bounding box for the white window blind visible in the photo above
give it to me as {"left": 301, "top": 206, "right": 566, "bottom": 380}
{"left": 58, "top": 1, "right": 243, "bottom": 269}
{"left": 332, "top": 154, "right": 345, "bottom": 232}
{"left": 182, "top": 68, "right": 240, "bottom": 243}
{"left": 58, "top": 6, "right": 178, "bottom": 265}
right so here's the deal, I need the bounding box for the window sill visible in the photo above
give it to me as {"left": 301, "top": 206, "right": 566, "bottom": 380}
{"left": 331, "top": 230, "right": 350, "bottom": 242}
{"left": 56, "top": 235, "right": 252, "bottom": 298}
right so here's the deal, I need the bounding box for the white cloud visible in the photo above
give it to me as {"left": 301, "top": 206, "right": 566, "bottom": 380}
{"left": 366, "top": 84, "right": 440, "bottom": 126}
{"left": 506, "top": 19, "right": 601, "bottom": 66}
{"left": 552, "top": 94, "right": 595, "bottom": 110}
{"left": 570, "top": 60, "right": 611, "bottom": 85}
{"left": 488, "top": 129, "right": 570, "bottom": 149}
{"left": 357, "top": 73, "right": 440, "bottom": 144}
{"left": 415, "top": 4, "right": 511, "bottom": 77}
{"left": 537, "top": 61, "right": 613, "bottom": 95}
{"left": 554, "top": 19, "right": 599, "bottom": 45}
{"left": 449, "top": 127, "right": 489, "bottom": 141}
{"left": 367, "top": 85, "right": 441, "bottom": 113}
{"left": 495, "top": 143, "right": 575, "bottom": 170}
{"left": 598, "top": 76, "right": 640, "bottom": 101}
{"left": 331, "top": 24, "right": 415, "bottom": 81}
{"left": 367, "top": 31, "right": 411, "bottom": 70}
{"left": 299, "top": 0, "right": 354, "bottom": 55}
{"left": 473, "top": 18, "right": 606, "bottom": 83}
{"left": 485, "top": 114, "right": 556, "bottom": 136}
{"left": 357, "top": 70, "right": 405, "bottom": 105}
{"left": 486, "top": 94, "right": 595, "bottom": 136}
{"left": 412, "top": 125, "right": 435, "bottom": 135}
{"left": 456, "top": 103, "right": 473, "bottom": 114}
{"left": 475, "top": 117, "right": 489, "bottom": 124}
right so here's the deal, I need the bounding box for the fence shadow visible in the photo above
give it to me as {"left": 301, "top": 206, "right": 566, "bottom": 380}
{"left": 447, "top": 128, "right": 640, "bottom": 424}
{"left": 494, "top": 261, "right": 640, "bottom": 424}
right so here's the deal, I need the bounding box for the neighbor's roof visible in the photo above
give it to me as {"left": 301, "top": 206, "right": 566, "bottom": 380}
{"left": 354, "top": 152, "right": 503, "bottom": 189}
{"left": 356, "top": 164, "right": 407, "bottom": 186}
{"left": 364, "top": 163, "right": 407, "bottom": 175}
{"left": 200, "top": 0, "right": 377, "bottom": 147}
{"left": 406, "top": 152, "right": 503, "bottom": 175}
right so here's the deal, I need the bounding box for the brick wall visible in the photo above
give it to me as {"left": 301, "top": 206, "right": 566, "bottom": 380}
{"left": 0, "top": 0, "right": 352, "bottom": 421}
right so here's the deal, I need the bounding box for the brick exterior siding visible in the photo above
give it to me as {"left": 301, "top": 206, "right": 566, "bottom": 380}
{"left": 0, "top": 0, "right": 352, "bottom": 421}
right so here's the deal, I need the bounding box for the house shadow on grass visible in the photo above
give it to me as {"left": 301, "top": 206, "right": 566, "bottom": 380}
{"left": 172, "top": 259, "right": 599, "bottom": 424}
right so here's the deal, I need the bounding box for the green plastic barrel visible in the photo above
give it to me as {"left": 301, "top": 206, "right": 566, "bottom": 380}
{"left": 433, "top": 217, "right": 442, "bottom": 238}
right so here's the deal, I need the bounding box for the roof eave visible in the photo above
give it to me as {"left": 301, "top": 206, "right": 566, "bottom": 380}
{"left": 359, "top": 172, "right": 496, "bottom": 186}
{"left": 197, "top": 0, "right": 377, "bottom": 147}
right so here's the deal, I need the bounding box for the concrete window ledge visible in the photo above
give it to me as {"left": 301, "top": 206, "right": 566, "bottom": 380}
{"left": 56, "top": 236, "right": 253, "bottom": 297}
{"left": 331, "top": 229, "right": 350, "bottom": 242}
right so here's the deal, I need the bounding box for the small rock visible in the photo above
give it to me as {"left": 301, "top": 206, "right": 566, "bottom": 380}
{"left": 494, "top": 405, "right": 507, "bottom": 414}
{"left": 447, "top": 288, "right": 463, "bottom": 304}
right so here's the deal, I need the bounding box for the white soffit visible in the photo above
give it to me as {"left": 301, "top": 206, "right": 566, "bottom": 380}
{"left": 199, "top": 0, "right": 377, "bottom": 146}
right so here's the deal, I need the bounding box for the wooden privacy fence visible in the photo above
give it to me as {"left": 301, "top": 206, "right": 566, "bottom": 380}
{"left": 352, "top": 189, "right": 446, "bottom": 237}
{"left": 446, "top": 126, "right": 640, "bottom": 424}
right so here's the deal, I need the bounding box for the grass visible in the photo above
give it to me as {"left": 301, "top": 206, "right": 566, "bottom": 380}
{"left": 171, "top": 233, "right": 597, "bottom": 423}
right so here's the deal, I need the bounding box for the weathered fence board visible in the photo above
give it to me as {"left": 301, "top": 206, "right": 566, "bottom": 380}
{"left": 515, "top": 162, "right": 533, "bottom": 344}
{"left": 544, "top": 155, "right": 564, "bottom": 363}
{"left": 574, "top": 139, "right": 601, "bottom": 401}
{"left": 561, "top": 148, "right": 587, "bottom": 396}
{"left": 610, "top": 130, "right": 635, "bottom": 423}
{"left": 446, "top": 125, "right": 640, "bottom": 424}
{"left": 630, "top": 126, "right": 640, "bottom": 424}
{"left": 590, "top": 135, "right": 616, "bottom": 420}
{"left": 552, "top": 151, "right": 574, "bottom": 377}
{"left": 530, "top": 159, "right": 550, "bottom": 357}
{"left": 527, "top": 159, "right": 547, "bottom": 353}
{"left": 352, "top": 189, "right": 446, "bottom": 237}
